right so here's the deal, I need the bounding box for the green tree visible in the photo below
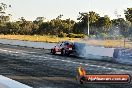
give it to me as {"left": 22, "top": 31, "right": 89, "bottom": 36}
{"left": 34, "top": 17, "right": 45, "bottom": 25}
{"left": 0, "top": 3, "right": 11, "bottom": 24}
{"left": 95, "top": 15, "right": 111, "bottom": 33}
{"left": 5, "top": 22, "right": 20, "bottom": 34}
{"left": 75, "top": 11, "right": 100, "bottom": 34}
{"left": 89, "top": 11, "right": 100, "bottom": 34}
{"left": 0, "top": 3, "right": 11, "bottom": 34}
{"left": 18, "top": 17, "right": 33, "bottom": 35}
{"left": 0, "top": 3, "right": 7, "bottom": 15}
{"left": 125, "top": 8, "right": 132, "bottom": 23}
{"left": 89, "top": 11, "right": 100, "bottom": 25}
{"left": 77, "top": 12, "right": 88, "bottom": 34}
{"left": 120, "top": 20, "right": 130, "bottom": 38}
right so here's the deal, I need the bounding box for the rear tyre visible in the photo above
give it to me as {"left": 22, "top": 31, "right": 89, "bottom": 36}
{"left": 61, "top": 49, "right": 65, "bottom": 56}
{"left": 51, "top": 49, "right": 56, "bottom": 55}
{"left": 66, "top": 52, "right": 70, "bottom": 56}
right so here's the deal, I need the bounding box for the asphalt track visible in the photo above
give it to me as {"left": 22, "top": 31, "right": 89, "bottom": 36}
{"left": 0, "top": 44, "right": 131, "bottom": 88}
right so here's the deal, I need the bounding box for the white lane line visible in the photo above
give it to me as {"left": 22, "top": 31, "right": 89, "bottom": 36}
{"left": 85, "top": 64, "right": 88, "bottom": 66}
{"left": 125, "top": 70, "right": 132, "bottom": 73}
{"left": 32, "top": 55, "right": 44, "bottom": 58}
{"left": 61, "top": 60, "right": 65, "bottom": 62}
{"left": 49, "top": 58, "right": 54, "bottom": 60}
{"left": 89, "top": 65, "right": 97, "bottom": 67}
{"left": 43, "top": 59, "right": 52, "bottom": 61}
{"left": 66, "top": 60, "right": 71, "bottom": 63}
{"left": 73, "top": 62, "right": 76, "bottom": 64}
{"left": 56, "top": 59, "right": 59, "bottom": 61}
{"left": 44, "top": 57, "right": 48, "bottom": 58}
{"left": 0, "top": 49, "right": 131, "bottom": 72}
{"left": 0, "top": 49, "right": 22, "bottom": 54}
{"left": 2, "top": 50, "right": 7, "bottom": 52}
{"left": 97, "top": 66, "right": 101, "bottom": 68}
{"left": 103, "top": 67, "right": 106, "bottom": 69}
{"left": 0, "top": 49, "right": 11, "bottom": 52}
{"left": 112, "top": 68, "right": 117, "bottom": 70}
{"left": 0, "top": 48, "right": 131, "bottom": 73}
{"left": 121, "top": 70, "right": 124, "bottom": 72}
{"left": 108, "top": 68, "right": 112, "bottom": 70}
{"left": 43, "top": 56, "right": 131, "bottom": 73}
{"left": 48, "top": 57, "right": 132, "bottom": 73}
{"left": 0, "top": 49, "right": 37, "bottom": 56}
{"left": 38, "top": 56, "right": 43, "bottom": 58}
{"left": 9, "top": 51, "right": 12, "bottom": 52}
{"left": 79, "top": 63, "right": 82, "bottom": 65}
{"left": 32, "top": 55, "right": 36, "bottom": 57}
{"left": 45, "top": 56, "right": 115, "bottom": 71}
{"left": 111, "top": 68, "right": 131, "bottom": 73}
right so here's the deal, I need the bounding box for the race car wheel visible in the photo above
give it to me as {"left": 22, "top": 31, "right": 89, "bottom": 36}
{"left": 51, "top": 49, "right": 56, "bottom": 55}
{"left": 61, "top": 49, "right": 65, "bottom": 55}
{"left": 66, "top": 52, "right": 70, "bottom": 56}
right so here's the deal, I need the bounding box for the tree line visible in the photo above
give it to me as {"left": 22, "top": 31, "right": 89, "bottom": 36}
{"left": 0, "top": 3, "right": 132, "bottom": 38}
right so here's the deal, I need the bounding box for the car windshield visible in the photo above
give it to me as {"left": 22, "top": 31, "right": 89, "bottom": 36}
{"left": 64, "top": 42, "right": 69, "bottom": 45}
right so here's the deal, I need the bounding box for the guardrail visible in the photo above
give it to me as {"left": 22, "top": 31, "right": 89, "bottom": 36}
{"left": 0, "top": 75, "right": 32, "bottom": 88}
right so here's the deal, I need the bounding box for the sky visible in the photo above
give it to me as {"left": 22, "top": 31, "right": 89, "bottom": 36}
{"left": 1, "top": 0, "right": 132, "bottom": 21}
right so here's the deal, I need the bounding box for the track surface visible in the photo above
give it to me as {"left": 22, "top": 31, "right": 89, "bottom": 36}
{"left": 0, "top": 44, "right": 131, "bottom": 88}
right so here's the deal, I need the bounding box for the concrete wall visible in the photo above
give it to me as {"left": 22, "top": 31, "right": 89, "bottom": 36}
{"left": 0, "top": 75, "right": 32, "bottom": 88}
{"left": 74, "top": 42, "right": 132, "bottom": 64}
{"left": 113, "top": 48, "right": 132, "bottom": 65}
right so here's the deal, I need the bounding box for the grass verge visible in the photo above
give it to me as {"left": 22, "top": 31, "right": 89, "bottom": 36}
{"left": 0, "top": 35, "right": 131, "bottom": 48}
{"left": 87, "top": 40, "right": 132, "bottom": 48}
{"left": 0, "top": 35, "right": 80, "bottom": 43}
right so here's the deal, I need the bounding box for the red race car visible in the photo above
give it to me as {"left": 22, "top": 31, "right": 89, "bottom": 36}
{"left": 51, "top": 41, "right": 75, "bottom": 56}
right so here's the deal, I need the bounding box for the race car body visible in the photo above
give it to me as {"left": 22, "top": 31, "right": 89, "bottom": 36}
{"left": 51, "top": 41, "right": 75, "bottom": 56}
